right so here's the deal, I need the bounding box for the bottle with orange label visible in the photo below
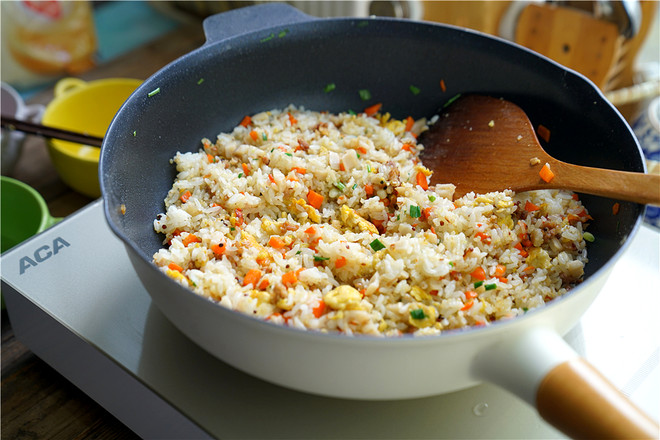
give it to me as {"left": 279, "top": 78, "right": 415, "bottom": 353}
{"left": 1, "top": 0, "right": 97, "bottom": 90}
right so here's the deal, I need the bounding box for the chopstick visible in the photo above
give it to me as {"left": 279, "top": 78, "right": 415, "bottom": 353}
{"left": 1, "top": 116, "right": 104, "bottom": 148}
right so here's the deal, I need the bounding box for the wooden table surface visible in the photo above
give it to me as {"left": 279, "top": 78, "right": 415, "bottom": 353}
{"left": 1, "top": 23, "right": 206, "bottom": 440}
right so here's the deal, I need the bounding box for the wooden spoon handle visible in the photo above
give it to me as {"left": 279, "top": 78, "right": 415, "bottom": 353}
{"left": 537, "top": 358, "right": 659, "bottom": 439}
{"left": 550, "top": 160, "right": 660, "bottom": 206}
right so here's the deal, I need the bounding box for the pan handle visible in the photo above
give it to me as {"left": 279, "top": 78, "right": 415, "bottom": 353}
{"left": 472, "top": 327, "right": 659, "bottom": 439}
{"left": 202, "top": 3, "right": 315, "bottom": 45}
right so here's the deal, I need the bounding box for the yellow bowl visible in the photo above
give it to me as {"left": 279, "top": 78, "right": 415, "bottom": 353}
{"left": 42, "top": 77, "right": 142, "bottom": 198}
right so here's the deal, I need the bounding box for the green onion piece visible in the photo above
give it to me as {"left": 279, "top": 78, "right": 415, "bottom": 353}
{"left": 474, "top": 280, "right": 484, "bottom": 288}
{"left": 314, "top": 256, "right": 330, "bottom": 261}
{"left": 583, "top": 232, "right": 595, "bottom": 242}
{"left": 410, "top": 205, "right": 421, "bottom": 218}
{"left": 133, "top": 131, "right": 136, "bottom": 137}
{"left": 485, "top": 283, "right": 497, "bottom": 291}
{"left": 410, "top": 308, "right": 426, "bottom": 320}
{"left": 348, "top": 109, "right": 356, "bottom": 115}
{"left": 369, "top": 239, "right": 385, "bottom": 251}
{"left": 334, "top": 182, "right": 346, "bottom": 191}
{"left": 238, "top": 173, "right": 243, "bottom": 178}
{"left": 285, "top": 153, "right": 293, "bottom": 157}
{"left": 357, "top": 21, "right": 369, "bottom": 28}
{"left": 409, "top": 85, "right": 421, "bottom": 95}
{"left": 278, "top": 29, "right": 289, "bottom": 38}
{"left": 449, "top": 261, "right": 454, "bottom": 267}
{"left": 260, "top": 33, "right": 275, "bottom": 43}
{"left": 523, "top": 307, "right": 529, "bottom": 313}
{"left": 352, "top": 183, "right": 358, "bottom": 190}
{"left": 356, "top": 153, "right": 361, "bottom": 159}
{"left": 443, "top": 93, "right": 462, "bottom": 108}
{"left": 324, "top": 83, "right": 336, "bottom": 93}
{"left": 197, "top": 78, "right": 204, "bottom": 85}
{"left": 428, "top": 195, "right": 436, "bottom": 202}
{"left": 359, "top": 89, "right": 372, "bottom": 101}
{"left": 148, "top": 87, "right": 161, "bottom": 97}
{"left": 366, "top": 164, "right": 371, "bottom": 173}
{"left": 262, "top": 132, "right": 268, "bottom": 140}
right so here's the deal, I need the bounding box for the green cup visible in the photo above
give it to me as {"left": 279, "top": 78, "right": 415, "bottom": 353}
{"left": 1, "top": 177, "right": 61, "bottom": 308}
{"left": 1, "top": 176, "right": 61, "bottom": 253}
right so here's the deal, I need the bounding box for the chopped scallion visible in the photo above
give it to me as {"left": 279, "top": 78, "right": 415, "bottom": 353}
{"left": 278, "top": 29, "right": 289, "bottom": 38}
{"left": 197, "top": 78, "right": 204, "bottom": 85}
{"left": 359, "top": 89, "right": 372, "bottom": 101}
{"left": 334, "top": 182, "right": 346, "bottom": 191}
{"left": 474, "top": 280, "right": 484, "bottom": 288}
{"left": 443, "top": 93, "right": 462, "bottom": 108}
{"left": 352, "top": 183, "right": 358, "bottom": 190}
{"left": 583, "top": 232, "right": 595, "bottom": 242}
{"left": 410, "top": 205, "right": 421, "bottom": 218}
{"left": 148, "top": 87, "right": 161, "bottom": 97}
{"left": 285, "top": 153, "right": 293, "bottom": 157}
{"left": 314, "top": 256, "right": 330, "bottom": 261}
{"left": 369, "top": 238, "right": 385, "bottom": 251}
{"left": 238, "top": 173, "right": 243, "bottom": 178}
{"left": 410, "top": 308, "right": 425, "bottom": 320}
{"left": 260, "top": 33, "right": 275, "bottom": 43}
{"left": 324, "top": 83, "right": 336, "bottom": 93}
{"left": 428, "top": 195, "right": 436, "bottom": 202}
{"left": 485, "top": 283, "right": 497, "bottom": 291}
{"left": 409, "top": 85, "right": 421, "bottom": 95}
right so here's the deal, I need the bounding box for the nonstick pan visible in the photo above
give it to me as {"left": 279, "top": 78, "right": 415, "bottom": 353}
{"left": 100, "top": 4, "right": 657, "bottom": 438}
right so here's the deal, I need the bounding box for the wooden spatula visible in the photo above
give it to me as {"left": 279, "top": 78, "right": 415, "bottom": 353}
{"left": 418, "top": 95, "right": 660, "bottom": 205}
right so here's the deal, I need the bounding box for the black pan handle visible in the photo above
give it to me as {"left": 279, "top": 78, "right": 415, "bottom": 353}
{"left": 202, "top": 3, "right": 314, "bottom": 45}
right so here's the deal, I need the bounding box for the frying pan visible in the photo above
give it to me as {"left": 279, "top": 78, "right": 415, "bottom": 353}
{"left": 100, "top": 4, "right": 657, "bottom": 438}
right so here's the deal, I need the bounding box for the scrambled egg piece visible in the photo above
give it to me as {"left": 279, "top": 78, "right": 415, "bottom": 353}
{"left": 340, "top": 205, "right": 378, "bottom": 234}
{"left": 324, "top": 285, "right": 363, "bottom": 310}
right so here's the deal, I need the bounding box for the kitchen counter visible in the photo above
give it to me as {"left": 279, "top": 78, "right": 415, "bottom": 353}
{"left": 1, "top": 21, "right": 206, "bottom": 440}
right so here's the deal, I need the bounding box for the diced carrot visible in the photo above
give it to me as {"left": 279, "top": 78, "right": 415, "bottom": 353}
{"left": 440, "top": 79, "right": 447, "bottom": 92}
{"left": 572, "top": 193, "right": 580, "bottom": 201}
{"left": 242, "top": 163, "right": 250, "bottom": 176}
{"left": 415, "top": 171, "right": 428, "bottom": 190}
{"left": 239, "top": 115, "right": 251, "bottom": 127}
{"left": 402, "top": 143, "right": 413, "bottom": 152}
{"left": 211, "top": 242, "right": 226, "bottom": 256}
{"left": 268, "top": 174, "right": 276, "bottom": 184}
{"left": 430, "top": 290, "right": 439, "bottom": 296}
{"left": 304, "top": 226, "right": 316, "bottom": 234}
{"left": 494, "top": 264, "right": 507, "bottom": 277}
{"left": 249, "top": 130, "right": 258, "bottom": 141}
{"left": 498, "top": 276, "right": 508, "bottom": 283}
{"left": 514, "top": 242, "right": 529, "bottom": 258}
{"left": 339, "top": 162, "right": 345, "bottom": 171}
{"left": 523, "top": 265, "right": 536, "bottom": 273}
{"left": 286, "top": 175, "right": 299, "bottom": 182}
{"left": 475, "top": 232, "right": 491, "bottom": 244}
{"left": 258, "top": 278, "right": 270, "bottom": 290}
{"left": 461, "top": 300, "right": 474, "bottom": 311}
{"left": 282, "top": 270, "right": 297, "bottom": 286}
{"left": 422, "top": 207, "right": 433, "bottom": 220}
{"left": 292, "top": 167, "right": 307, "bottom": 174}
{"left": 313, "top": 300, "right": 326, "bottom": 318}
{"left": 268, "top": 236, "right": 285, "bottom": 249}
{"left": 307, "top": 190, "right": 324, "bottom": 209}
{"left": 207, "top": 154, "right": 214, "bottom": 163}
{"left": 180, "top": 190, "right": 192, "bottom": 203}
{"left": 539, "top": 163, "right": 555, "bottom": 183}
{"left": 335, "top": 256, "right": 347, "bottom": 268}
{"left": 288, "top": 112, "right": 297, "bottom": 125}
{"left": 168, "top": 263, "right": 184, "bottom": 272}
{"left": 364, "top": 103, "right": 382, "bottom": 116}
{"left": 404, "top": 116, "right": 414, "bottom": 132}
{"left": 537, "top": 124, "right": 551, "bottom": 142}
{"left": 182, "top": 234, "right": 201, "bottom": 247}
{"left": 470, "top": 267, "right": 486, "bottom": 281}
{"left": 243, "top": 269, "right": 262, "bottom": 287}
{"left": 525, "top": 200, "right": 539, "bottom": 212}
{"left": 465, "top": 290, "right": 478, "bottom": 299}
{"left": 612, "top": 202, "right": 620, "bottom": 215}
{"left": 364, "top": 184, "right": 374, "bottom": 196}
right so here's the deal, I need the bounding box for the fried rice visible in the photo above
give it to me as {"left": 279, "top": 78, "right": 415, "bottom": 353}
{"left": 152, "top": 105, "right": 591, "bottom": 336}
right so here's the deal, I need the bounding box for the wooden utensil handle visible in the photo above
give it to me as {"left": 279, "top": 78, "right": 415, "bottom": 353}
{"left": 537, "top": 358, "right": 659, "bottom": 439}
{"left": 552, "top": 161, "right": 660, "bottom": 206}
